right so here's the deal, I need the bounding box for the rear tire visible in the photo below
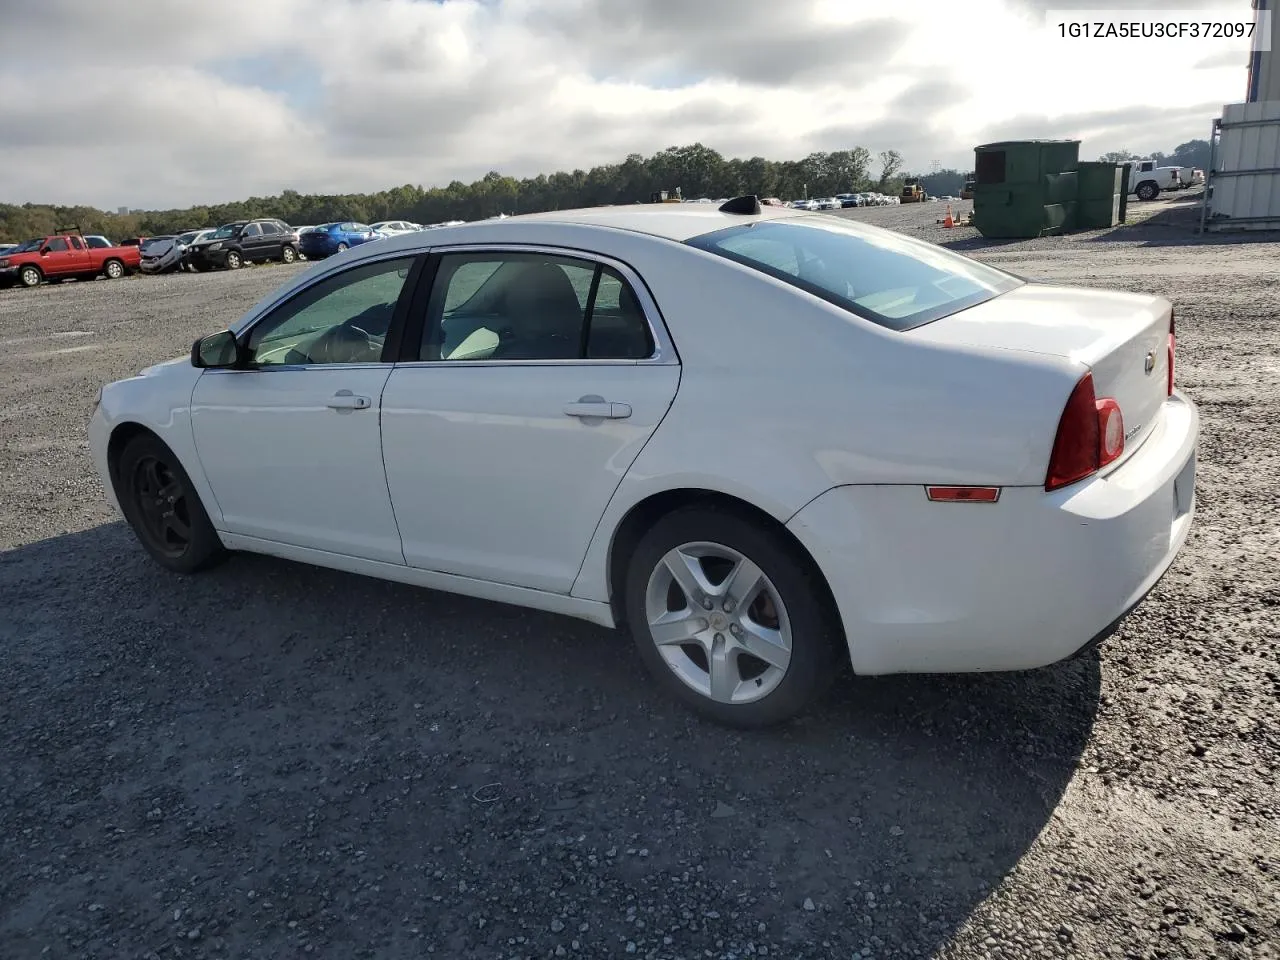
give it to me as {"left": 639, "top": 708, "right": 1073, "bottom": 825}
{"left": 623, "top": 505, "right": 843, "bottom": 728}
{"left": 103, "top": 258, "right": 125, "bottom": 280}
{"left": 336, "top": 242, "right": 348, "bottom": 253}
{"left": 114, "top": 433, "right": 226, "bottom": 574}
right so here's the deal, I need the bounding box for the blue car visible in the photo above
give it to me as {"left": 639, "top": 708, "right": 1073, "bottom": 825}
{"left": 297, "top": 221, "right": 383, "bottom": 259}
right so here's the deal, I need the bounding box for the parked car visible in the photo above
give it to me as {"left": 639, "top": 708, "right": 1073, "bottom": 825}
{"left": 1124, "top": 160, "right": 1184, "bottom": 201}
{"left": 836, "top": 193, "right": 860, "bottom": 208}
{"left": 296, "top": 221, "right": 382, "bottom": 259}
{"left": 141, "top": 229, "right": 215, "bottom": 274}
{"left": 138, "top": 236, "right": 176, "bottom": 274}
{"left": 371, "top": 220, "right": 421, "bottom": 236}
{"left": 185, "top": 219, "right": 300, "bottom": 271}
{"left": 89, "top": 200, "right": 1195, "bottom": 727}
{"left": 0, "top": 231, "right": 140, "bottom": 287}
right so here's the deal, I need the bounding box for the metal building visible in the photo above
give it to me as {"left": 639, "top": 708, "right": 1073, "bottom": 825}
{"left": 1246, "top": 0, "right": 1279, "bottom": 103}
{"left": 1200, "top": 0, "right": 1280, "bottom": 230}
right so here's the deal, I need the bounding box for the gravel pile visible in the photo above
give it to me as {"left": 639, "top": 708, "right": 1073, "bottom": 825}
{"left": 1, "top": 219, "right": 1276, "bottom": 959}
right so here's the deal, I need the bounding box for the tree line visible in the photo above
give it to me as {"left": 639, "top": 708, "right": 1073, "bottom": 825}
{"left": 1099, "top": 139, "right": 1212, "bottom": 171}
{"left": 0, "top": 138, "right": 1211, "bottom": 243}
{"left": 0, "top": 144, "right": 906, "bottom": 242}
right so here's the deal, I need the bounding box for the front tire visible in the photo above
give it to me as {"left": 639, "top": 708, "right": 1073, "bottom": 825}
{"left": 1135, "top": 181, "right": 1159, "bottom": 202}
{"left": 114, "top": 433, "right": 226, "bottom": 574}
{"left": 225, "top": 250, "right": 243, "bottom": 270}
{"left": 623, "top": 505, "right": 843, "bottom": 727}
{"left": 281, "top": 245, "right": 297, "bottom": 264}
{"left": 18, "top": 265, "right": 42, "bottom": 287}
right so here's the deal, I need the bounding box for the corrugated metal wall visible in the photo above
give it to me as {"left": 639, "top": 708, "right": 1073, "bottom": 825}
{"left": 1206, "top": 101, "right": 1280, "bottom": 230}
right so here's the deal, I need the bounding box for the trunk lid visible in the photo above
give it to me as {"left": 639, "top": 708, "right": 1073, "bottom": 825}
{"left": 911, "top": 283, "right": 1172, "bottom": 463}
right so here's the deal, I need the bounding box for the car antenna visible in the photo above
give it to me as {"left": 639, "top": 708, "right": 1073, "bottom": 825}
{"left": 718, "top": 195, "right": 762, "bottom": 215}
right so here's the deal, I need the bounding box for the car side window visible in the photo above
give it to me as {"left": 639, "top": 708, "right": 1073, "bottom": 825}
{"left": 586, "top": 267, "right": 655, "bottom": 360}
{"left": 420, "top": 253, "right": 652, "bottom": 362}
{"left": 46, "top": 237, "right": 69, "bottom": 252}
{"left": 259, "top": 222, "right": 279, "bottom": 236}
{"left": 241, "top": 223, "right": 262, "bottom": 238}
{"left": 354, "top": 223, "right": 372, "bottom": 233}
{"left": 423, "top": 253, "right": 594, "bottom": 361}
{"left": 70, "top": 237, "right": 84, "bottom": 250}
{"left": 245, "top": 256, "right": 416, "bottom": 367}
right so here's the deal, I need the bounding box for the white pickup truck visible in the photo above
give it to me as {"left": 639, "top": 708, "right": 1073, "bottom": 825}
{"left": 1125, "top": 159, "right": 1184, "bottom": 201}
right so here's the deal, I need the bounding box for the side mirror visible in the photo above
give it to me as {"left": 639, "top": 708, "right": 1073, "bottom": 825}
{"left": 40, "top": 247, "right": 51, "bottom": 256}
{"left": 191, "top": 330, "right": 242, "bottom": 369}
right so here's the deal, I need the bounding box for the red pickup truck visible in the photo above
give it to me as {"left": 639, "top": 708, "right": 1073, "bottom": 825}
{"left": 0, "top": 232, "right": 142, "bottom": 288}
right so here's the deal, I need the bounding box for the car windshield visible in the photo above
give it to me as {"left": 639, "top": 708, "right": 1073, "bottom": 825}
{"left": 210, "top": 224, "right": 244, "bottom": 239}
{"left": 178, "top": 231, "right": 201, "bottom": 244}
{"left": 686, "top": 217, "right": 1024, "bottom": 331}
{"left": 12, "top": 238, "right": 45, "bottom": 252}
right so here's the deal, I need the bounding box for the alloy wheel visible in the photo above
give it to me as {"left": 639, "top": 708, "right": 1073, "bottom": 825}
{"left": 644, "top": 541, "right": 793, "bottom": 705}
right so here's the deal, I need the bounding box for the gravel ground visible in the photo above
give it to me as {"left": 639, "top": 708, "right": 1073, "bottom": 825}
{"left": 1, "top": 208, "right": 1277, "bottom": 960}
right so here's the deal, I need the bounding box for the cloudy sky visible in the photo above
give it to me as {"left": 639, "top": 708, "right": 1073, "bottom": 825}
{"left": 0, "top": 0, "right": 1258, "bottom": 209}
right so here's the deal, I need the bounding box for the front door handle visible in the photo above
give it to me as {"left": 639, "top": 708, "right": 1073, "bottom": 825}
{"left": 327, "top": 390, "right": 371, "bottom": 410}
{"left": 564, "top": 396, "right": 632, "bottom": 420}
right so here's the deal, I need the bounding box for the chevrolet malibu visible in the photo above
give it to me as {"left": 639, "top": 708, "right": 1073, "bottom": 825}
{"left": 89, "top": 198, "right": 1197, "bottom": 727}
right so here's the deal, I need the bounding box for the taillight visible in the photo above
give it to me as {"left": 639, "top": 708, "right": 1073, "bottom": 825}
{"left": 1096, "top": 398, "right": 1124, "bottom": 467}
{"left": 1045, "top": 372, "right": 1125, "bottom": 491}
{"left": 1167, "top": 310, "right": 1175, "bottom": 396}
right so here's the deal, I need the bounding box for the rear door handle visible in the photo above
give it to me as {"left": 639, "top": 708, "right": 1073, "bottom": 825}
{"left": 564, "top": 397, "right": 632, "bottom": 420}
{"left": 327, "top": 390, "right": 371, "bottom": 410}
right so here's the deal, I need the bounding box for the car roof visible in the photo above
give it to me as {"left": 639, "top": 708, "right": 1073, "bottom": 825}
{"left": 499, "top": 202, "right": 811, "bottom": 242}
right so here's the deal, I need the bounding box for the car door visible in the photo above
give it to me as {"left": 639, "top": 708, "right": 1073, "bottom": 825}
{"left": 67, "top": 235, "right": 93, "bottom": 272}
{"left": 39, "top": 236, "right": 80, "bottom": 276}
{"left": 233, "top": 222, "right": 260, "bottom": 259}
{"left": 380, "top": 247, "right": 681, "bottom": 593}
{"left": 190, "top": 253, "right": 422, "bottom": 563}
{"left": 257, "top": 221, "right": 282, "bottom": 258}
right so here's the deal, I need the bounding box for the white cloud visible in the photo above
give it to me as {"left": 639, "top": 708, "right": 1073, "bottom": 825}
{"left": 0, "top": 0, "right": 1254, "bottom": 208}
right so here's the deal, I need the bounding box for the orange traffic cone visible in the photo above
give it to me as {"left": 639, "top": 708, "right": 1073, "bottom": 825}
{"left": 943, "top": 205, "right": 954, "bottom": 228}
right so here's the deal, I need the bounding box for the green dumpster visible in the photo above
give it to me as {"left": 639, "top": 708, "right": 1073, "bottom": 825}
{"left": 1075, "top": 162, "right": 1124, "bottom": 228}
{"left": 971, "top": 139, "right": 1081, "bottom": 238}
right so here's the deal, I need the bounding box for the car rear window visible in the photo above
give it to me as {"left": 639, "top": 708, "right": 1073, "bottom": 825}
{"left": 686, "top": 218, "right": 1023, "bottom": 331}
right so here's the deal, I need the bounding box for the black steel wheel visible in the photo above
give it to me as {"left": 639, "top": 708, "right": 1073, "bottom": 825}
{"left": 115, "top": 433, "right": 226, "bottom": 573}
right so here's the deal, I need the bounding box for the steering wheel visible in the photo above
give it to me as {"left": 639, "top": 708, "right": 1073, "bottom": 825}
{"left": 308, "top": 322, "right": 380, "bottom": 364}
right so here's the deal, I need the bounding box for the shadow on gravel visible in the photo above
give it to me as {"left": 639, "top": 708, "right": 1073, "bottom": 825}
{"left": 935, "top": 194, "right": 1280, "bottom": 252}
{"left": 2, "top": 523, "right": 1102, "bottom": 958}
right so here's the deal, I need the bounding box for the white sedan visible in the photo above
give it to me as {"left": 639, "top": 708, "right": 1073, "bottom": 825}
{"left": 370, "top": 220, "right": 421, "bottom": 236}
{"left": 89, "top": 198, "right": 1197, "bottom": 727}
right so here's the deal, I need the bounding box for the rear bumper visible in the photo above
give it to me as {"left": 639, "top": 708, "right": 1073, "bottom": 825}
{"left": 786, "top": 391, "right": 1199, "bottom": 675}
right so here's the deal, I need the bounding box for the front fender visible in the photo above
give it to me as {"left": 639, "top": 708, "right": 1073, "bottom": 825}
{"left": 89, "top": 361, "right": 223, "bottom": 525}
